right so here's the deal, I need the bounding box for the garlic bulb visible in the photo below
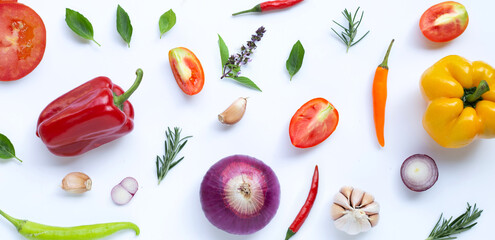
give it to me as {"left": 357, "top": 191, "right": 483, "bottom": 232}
{"left": 218, "top": 97, "right": 248, "bottom": 125}
{"left": 61, "top": 172, "right": 92, "bottom": 194}
{"left": 330, "top": 186, "right": 379, "bottom": 235}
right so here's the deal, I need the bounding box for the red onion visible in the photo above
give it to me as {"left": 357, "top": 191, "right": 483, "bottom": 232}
{"left": 400, "top": 154, "right": 438, "bottom": 192}
{"left": 200, "top": 155, "right": 280, "bottom": 235}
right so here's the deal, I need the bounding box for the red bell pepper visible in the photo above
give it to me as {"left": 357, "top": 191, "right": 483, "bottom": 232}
{"left": 36, "top": 69, "right": 143, "bottom": 156}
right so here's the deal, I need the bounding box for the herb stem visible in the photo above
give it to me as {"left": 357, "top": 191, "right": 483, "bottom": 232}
{"left": 426, "top": 203, "right": 482, "bottom": 240}
{"left": 219, "top": 26, "right": 265, "bottom": 90}
{"left": 92, "top": 39, "right": 101, "bottom": 47}
{"left": 331, "top": 7, "right": 370, "bottom": 53}
{"left": 156, "top": 127, "right": 191, "bottom": 184}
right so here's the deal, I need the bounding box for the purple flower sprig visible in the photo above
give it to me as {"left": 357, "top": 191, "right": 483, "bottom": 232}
{"left": 221, "top": 26, "right": 266, "bottom": 79}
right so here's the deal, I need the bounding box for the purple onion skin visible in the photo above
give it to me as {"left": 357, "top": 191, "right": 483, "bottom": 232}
{"left": 200, "top": 155, "right": 281, "bottom": 235}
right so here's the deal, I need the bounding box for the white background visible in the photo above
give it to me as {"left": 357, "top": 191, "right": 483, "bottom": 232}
{"left": 1, "top": 0, "right": 494, "bottom": 239}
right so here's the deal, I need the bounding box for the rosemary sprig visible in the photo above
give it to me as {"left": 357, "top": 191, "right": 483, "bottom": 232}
{"left": 426, "top": 203, "right": 483, "bottom": 240}
{"left": 331, "top": 7, "right": 370, "bottom": 52}
{"left": 156, "top": 127, "right": 192, "bottom": 184}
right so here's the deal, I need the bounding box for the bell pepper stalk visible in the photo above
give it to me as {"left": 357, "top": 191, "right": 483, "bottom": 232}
{"left": 420, "top": 55, "right": 495, "bottom": 148}
{"left": 36, "top": 69, "right": 143, "bottom": 156}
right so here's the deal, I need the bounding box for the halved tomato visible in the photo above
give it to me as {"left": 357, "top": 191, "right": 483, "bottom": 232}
{"left": 168, "top": 47, "right": 205, "bottom": 95}
{"left": 419, "top": 1, "right": 468, "bottom": 42}
{"left": 289, "top": 98, "right": 339, "bottom": 148}
{"left": 0, "top": 1, "right": 46, "bottom": 81}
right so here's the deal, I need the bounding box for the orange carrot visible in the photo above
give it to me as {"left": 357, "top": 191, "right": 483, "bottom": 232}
{"left": 373, "top": 39, "right": 394, "bottom": 147}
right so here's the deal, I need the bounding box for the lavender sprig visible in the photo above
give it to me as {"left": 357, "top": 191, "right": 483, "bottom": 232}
{"left": 221, "top": 26, "right": 266, "bottom": 79}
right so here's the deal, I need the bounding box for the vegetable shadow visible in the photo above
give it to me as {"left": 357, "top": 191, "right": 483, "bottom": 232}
{"left": 328, "top": 225, "right": 373, "bottom": 240}
{"left": 31, "top": 138, "right": 83, "bottom": 166}
{"left": 277, "top": 124, "right": 317, "bottom": 160}
{"left": 420, "top": 135, "right": 481, "bottom": 164}
{"left": 62, "top": 21, "right": 97, "bottom": 47}
{"left": 0, "top": 158, "right": 21, "bottom": 165}
{"left": 396, "top": 131, "right": 481, "bottom": 199}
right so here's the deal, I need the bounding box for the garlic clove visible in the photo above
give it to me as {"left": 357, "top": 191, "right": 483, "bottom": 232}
{"left": 350, "top": 188, "right": 364, "bottom": 208}
{"left": 369, "top": 214, "right": 380, "bottom": 227}
{"left": 61, "top": 172, "right": 92, "bottom": 194}
{"left": 330, "top": 204, "right": 347, "bottom": 220}
{"left": 361, "top": 202, "right": 380, "bottom": 215}
{"left": 340, "top": 186, "right": 353, "bottom": 199}
{"left": 218, "top": 97, "right": 247, "bottom": 125}
{"left": 334, "top": 192, "right": 352, "bottom": 210}
{"left": 334, "top": 210, "right": 372, "bottom": 235}
{"left": 360, "top": 192, "right": 375, "bottom": 207}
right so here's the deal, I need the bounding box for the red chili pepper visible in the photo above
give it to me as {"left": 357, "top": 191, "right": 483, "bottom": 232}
{"left": 232, "top": 0, "right": 303, "bottom": 16}
{"left": 36, "top": 69, "right": 143, "bottom": 157}
{"left": 285, "top": 165, "right": 319, "bottom": 240}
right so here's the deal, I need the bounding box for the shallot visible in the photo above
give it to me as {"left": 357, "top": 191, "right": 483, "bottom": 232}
{"left": 200, "top": 155, "right": 280, "bottom": 235}
{"left": 111, "top": 177, "right": 138, "bottom": 205}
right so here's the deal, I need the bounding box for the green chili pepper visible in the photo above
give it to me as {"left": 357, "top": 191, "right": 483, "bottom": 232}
{"left": 0, "top": 209, "right": 139, "bottom": 240}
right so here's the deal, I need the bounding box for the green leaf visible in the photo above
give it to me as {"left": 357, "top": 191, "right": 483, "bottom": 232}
{"left": 0, "top": 133, "right": 22, "bottom": 162}
{"left": 286, "top": 40, "right": 305, "bottom": 80}
{"left": 218, "top": 34, "right": 229, "bottom": 69}
{"left": 65, "top": 8, "right": 100, "bottom": 46}
{"left": 116, "top": 5, "right": 133, "bottom": 47}
{"left": 230, "top": 76, "right": 262, "bottom": 92}
{"left": 159, "top": 9, "right": 176, "bottom": 38}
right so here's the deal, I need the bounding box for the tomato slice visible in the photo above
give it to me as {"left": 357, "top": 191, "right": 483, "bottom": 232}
{"left": 0, "top": 2, "right": 46, "bottom": 81}
{"left": 419, "top": 1, "right": 468, "bottom": 42}
{"left": 168, "top": 47, "right": 205, "bottom": 95}
{"left": 289, "top": 98, "right": 339, "bottom": 148}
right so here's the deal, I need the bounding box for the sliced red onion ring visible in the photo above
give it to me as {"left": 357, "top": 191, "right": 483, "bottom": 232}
{"left": 400, "top": 154, "right": 438, "bottom": 192}
{"left": 200, "top": 155, "right": 280, "bottom": 235}
{"left": 111, "top": 177, "right": 138, "bottom": 205}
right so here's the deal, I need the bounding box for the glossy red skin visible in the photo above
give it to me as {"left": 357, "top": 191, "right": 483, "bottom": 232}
{"left": 289, "top": 98, "right": 339, "bottom": 148}
{"left": 0, "top": 1, "right": 46, "bottom": 81}
{"left": 36, "top": 77, "right": 134, "bottom": 156}
{"left": 168, "top": 47, "right": 204, "bottom": 95}
{"left": 260, "top": 0, "right": 303, "bottom": 11}
{"left": 287, "top": 165, "right": 318, "bottom": 237}
{"left": 419, "top": 1, "right": 469, "bottom": 42}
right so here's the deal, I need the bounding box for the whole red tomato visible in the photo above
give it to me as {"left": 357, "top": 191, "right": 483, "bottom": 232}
{"left": 0, "top": 0, "right": 46, "bottom": 81}
{"left": 419, "top": 1, "right": 468, "bottom": 42}
{"left": 289, "top": 98, "right": 339, "bottom": 148}
{"left": 168, "top": 47, "right": 205, "bottom": 95}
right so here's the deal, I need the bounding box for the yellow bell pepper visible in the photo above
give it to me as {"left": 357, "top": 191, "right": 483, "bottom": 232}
{"left": 420, "top": 55, "right": 495, "bottom": 148}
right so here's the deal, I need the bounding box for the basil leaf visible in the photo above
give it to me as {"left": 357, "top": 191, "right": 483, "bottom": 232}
{"left": 0, "top": 133, "right": 22, "bottom": 162}
{"left": 159, "top": 9, "right": 176, "bottom": 38}
{"left": 286, "top": 40, "right": 305, "bottom": 80}
{"left": 218, "top": 34, "right": 229, "bottom": 71}
{"left": 65, "top": 8, "right": 100, "bottom": 46}
{"left": 230, "top": 76, "right": 262, "bottom": 92}
{"left": 117, "top": 5, "right": 133, "bottom": 47}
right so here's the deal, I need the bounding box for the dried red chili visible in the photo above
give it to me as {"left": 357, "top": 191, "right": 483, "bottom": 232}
{"left": 285, "top": 165, "right": 319, "bottom": 240}
{"left": 232, "top": 0, "right": 303, "bottom": 16}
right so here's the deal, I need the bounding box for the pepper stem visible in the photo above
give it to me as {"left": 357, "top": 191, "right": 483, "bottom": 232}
{"left": 232, "top": 5, "right": 262, "bottom": 16}
{"left": 378, "top": 39, "right": 395, "bottom": 69}
{"left": 285, "top": 229, "right": 296, "bottom": 240}
{"left": 0, "top": 209, "right": 25, "bottom": 231}
{"left": 114, "top": 68, "right": 144, "bottom": 110}
{"left": 466, "top": 80, "right": 490, "bottom": 103}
